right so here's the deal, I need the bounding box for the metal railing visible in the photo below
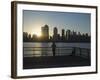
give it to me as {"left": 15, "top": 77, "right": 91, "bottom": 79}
{"left": 23, "top": 47, "right": 90, "bottom": 58}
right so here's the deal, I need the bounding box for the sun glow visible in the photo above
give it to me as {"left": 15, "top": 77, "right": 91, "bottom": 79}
{"left": 33, "top": 32, "right": 41, "bottom": 37}
{"left": 28, "top": 21, "right": 45, "bottom": 37}
{"left": 32, "top": 27, "right": 42, "bottom": 37}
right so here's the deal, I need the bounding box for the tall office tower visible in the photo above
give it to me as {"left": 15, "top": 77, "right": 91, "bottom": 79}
{"left": 62, "top": 29, "right": 65, "bottom": 40}
{"left": 53, "top": 27, "right": 58, "bottom": 41}
{"left": 41, "top": 24, "right": 49, "bottom": 40}
{"left": 77, "top": 32, "right": 81, "bottom": 41}
{"left": 66, "top": 31, "right": 67, "bottom": 40}
{"left": 66, "top": 29, "right": 71, "bottom": 40}
{"left": 72, "top": 30, "right": 77, "bottom": 41}
{"left": 54, "top": 27, "right": 58, "bottom": 35}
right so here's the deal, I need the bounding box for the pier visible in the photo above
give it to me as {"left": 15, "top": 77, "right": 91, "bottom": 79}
{"left": 23, "top": 47, "right": 90, "bottom": 69}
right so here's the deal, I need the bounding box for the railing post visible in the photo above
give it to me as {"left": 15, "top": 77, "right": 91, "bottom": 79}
{"left": 79, "top": 48, "right": 81, "bottom": 56}
{"left": 87, "top": 49, "right": 90, "bottom": 59}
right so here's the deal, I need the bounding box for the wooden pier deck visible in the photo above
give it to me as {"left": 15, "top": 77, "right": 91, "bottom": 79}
{"left": 23, "top": 55, "right": 90, "bottom": 69}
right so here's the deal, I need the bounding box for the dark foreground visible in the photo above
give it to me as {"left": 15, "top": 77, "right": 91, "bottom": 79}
{"left": 23, "top": 55, "right": 90, "bottom": 69}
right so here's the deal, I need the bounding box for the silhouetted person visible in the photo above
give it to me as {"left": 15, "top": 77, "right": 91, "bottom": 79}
{"left": 52, "top": 42, "right": 56, "bottom": 56}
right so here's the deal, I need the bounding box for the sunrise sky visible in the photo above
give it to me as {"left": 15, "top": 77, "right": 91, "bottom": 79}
{"left": 23, "top": 10, "right": 91, "bottom": 36}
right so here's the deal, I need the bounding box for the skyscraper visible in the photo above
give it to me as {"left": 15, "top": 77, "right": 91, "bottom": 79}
{"left": 41, "top": 24, "right": 49, "bottom": 40}
{"left": 54, "top": 27, "right": 58, "bottom": 35}
{"left": 66, "top": 29, "right": 71, "bottom": 40}
{"left": 72, "top": 30, "right": 77, "bottom": 41}
{"left": 62, "top": 29, "right": 65, "bottom": 40}
{"left": 53, "top": 27, "right": 58, "bottom": 41}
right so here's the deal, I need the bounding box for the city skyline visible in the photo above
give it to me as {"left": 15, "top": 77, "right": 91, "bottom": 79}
{"left": 23, "top": 25, "right": 90, "bottom": 42}
{"left": 23, "top": 10, "right": 91, "bottom": 36}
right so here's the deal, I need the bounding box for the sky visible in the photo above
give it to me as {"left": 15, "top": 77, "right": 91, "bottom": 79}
{"left": 23, "top": 10, "right": 91, "bottom": 37}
